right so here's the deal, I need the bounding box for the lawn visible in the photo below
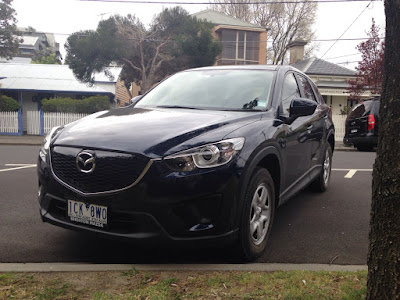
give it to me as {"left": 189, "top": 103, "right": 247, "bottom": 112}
{"left": 0, "top": 270, "right": 367, "bottom": 299}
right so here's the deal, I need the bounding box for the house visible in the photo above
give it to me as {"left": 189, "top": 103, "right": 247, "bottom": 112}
{"left": 193, "top": 10, "right": 268, "bottom": 65}
{"left": 288, "top": 41, "right": 372, "bottom": 116}
{"left": 0, "top": 63, "right": 127, "bottom": 132}
{"left": 16, "top": 28, "right": 61, "bottom": 61}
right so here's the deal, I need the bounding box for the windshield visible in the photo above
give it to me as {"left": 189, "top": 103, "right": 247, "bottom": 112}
{"left": 136, "top": 69, "right": 275, "bottom": 110}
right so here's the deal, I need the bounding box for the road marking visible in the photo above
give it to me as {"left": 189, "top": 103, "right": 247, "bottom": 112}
{"left": 5, "top": 164, "right": 36, "bottom": 166}
{"left": 0, "top": 164, "right": 37, "bottom": 172}
{"left": 344, "top": 170, "right": 358, "bottom": 178}
{"left": 332, "top": 168, "right": 373, "bottom": 179}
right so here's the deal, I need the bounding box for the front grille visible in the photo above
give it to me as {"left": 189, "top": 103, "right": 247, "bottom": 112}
{"left": 51, "top": 146, "right": 149, "bottom": 194}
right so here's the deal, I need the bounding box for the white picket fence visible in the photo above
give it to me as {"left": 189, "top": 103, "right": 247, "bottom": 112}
{"left": 27, "top": 111, "right": 88, "bottom": 135}
{"left": 332, "top": 115, "right": 347, "bottom": 142}
{"left": 43, "top": 112, "right": 88, "bottom": 133}
{"left": 27, "top": 110, "right": 41, "bottom": 135}
{"left": 0, "top": 111, "right": 19, "bottom": 133}
{"left": 24, "top": 110, "right": 347, "bottom": 140}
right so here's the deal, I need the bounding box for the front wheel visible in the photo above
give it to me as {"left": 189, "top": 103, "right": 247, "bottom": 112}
{"left": 238, "top": 168, "right": 275, "bottom": 261}
{"left": 310, "top": 143, "right": 332, "bottom": 192}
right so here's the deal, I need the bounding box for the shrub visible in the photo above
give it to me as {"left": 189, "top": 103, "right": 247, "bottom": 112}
{"left": 41, "top": 95, "right": 110, "bottom": 113}
{"left": 0, "top": 95, "right": 20, "bottom": 111}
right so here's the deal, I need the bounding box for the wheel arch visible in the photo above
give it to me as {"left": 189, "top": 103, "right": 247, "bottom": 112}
{"left": 327, "top": 128, "right": 335, "bottom": 152}
{"left": 239, "top": 144, "right": 282, "bottom": 213}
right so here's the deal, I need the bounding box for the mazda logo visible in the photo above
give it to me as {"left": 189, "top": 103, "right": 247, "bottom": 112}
{"left": 76, "top": 151, "right": 96, "bottom": 174}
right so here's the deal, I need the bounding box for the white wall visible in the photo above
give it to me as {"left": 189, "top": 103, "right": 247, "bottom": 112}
{"left": 330, "top": 96, "right": 348, "bottom": 116}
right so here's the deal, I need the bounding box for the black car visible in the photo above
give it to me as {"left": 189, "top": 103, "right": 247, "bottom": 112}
{"left": 37, "top": 65, "right": 335, "bottom": 260}
{"left": 343, "top": 98, "right": 380, "bottom": 151}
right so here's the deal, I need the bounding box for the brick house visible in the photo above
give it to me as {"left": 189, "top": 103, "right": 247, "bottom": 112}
{"left": 193, "top": 10, "right": 268, "bottom": 66}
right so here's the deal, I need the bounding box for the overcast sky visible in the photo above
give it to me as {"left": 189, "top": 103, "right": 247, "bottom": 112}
{"left": 12, "top": 0, "right": 385, "bottom": 70}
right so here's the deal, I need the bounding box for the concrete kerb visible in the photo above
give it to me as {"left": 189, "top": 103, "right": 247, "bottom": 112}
{"left": 0, "top": 263, "right": 367, "bottom": 273}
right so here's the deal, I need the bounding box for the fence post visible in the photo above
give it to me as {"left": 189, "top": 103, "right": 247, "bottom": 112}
{"left": 17, "top": 109, "right": 23, "bottom": 136}
{"left": 39, "top": 110, "right": 44, "bottom": 136}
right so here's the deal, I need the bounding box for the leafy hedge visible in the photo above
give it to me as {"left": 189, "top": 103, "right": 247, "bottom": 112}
{"left": 41, "top": 95, "right": 110, "bottom": 113}
{"left": 0, "top": 95, "right": 20, "bottom": 111}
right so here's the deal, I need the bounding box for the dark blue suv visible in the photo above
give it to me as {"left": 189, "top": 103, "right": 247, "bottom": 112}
{"left": 37, "top": 65, "right": 335, "bottom": 260}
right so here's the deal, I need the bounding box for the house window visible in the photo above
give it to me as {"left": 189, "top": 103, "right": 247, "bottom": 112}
{"left": 219, "top": 29, "right": 260, "bottom": 65}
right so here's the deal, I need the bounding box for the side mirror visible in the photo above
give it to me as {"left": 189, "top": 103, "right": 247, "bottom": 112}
{"left": 289, "top": 98, "right": 317, "bottom": 118}
{"left": 130, "top": 95, "right": 142, "bottom": 106}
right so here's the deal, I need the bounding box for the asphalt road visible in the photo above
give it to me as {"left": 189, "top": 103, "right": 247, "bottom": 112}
{"left": 0, "top": 145, "right": 375, "bottom": 264}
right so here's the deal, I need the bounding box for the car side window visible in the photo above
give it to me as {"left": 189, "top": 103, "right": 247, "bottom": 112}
{"left": 281, "top": 73, "right": 301, "bottom": 117}
{"left": 297, "top": 75, "right": 317, "bottom": 102}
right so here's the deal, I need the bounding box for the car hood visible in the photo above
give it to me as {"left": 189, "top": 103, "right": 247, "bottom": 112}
{"left": 53, "top": 107, "right": 261, "bottom": 158}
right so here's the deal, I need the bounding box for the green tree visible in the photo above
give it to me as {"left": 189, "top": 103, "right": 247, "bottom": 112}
{"left": 0, "top": 0, "right": 21, "bottom": 59}
{"left": 367, "top": 0, "right": 400, "bottom": 298}
{"left": 32, "top": 48, "right": 62, "bottom": 64}
{"left": 65, "top": 7, "right": 221, "bottom": 94}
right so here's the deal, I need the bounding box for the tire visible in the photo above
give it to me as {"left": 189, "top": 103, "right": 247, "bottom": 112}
{"left": 355, "top": 145, "right": 373, "bottom": 151}
{"left": 310, "top": 143, "right": 332, "bottom": 192}
{"left": 238, "top": 168, "right": 275, "bottom": 261}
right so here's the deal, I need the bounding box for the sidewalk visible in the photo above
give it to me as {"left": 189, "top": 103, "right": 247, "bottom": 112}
{"left": 0, "top": 135, "right": 357, "bottom": 151}
{"left": 0, "top": 135, "right": 44, "bottom": 146}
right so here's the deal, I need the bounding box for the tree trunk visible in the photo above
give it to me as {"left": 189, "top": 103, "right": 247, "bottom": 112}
{"left": 367, "top": 0, "right": 400, "bottom": 299}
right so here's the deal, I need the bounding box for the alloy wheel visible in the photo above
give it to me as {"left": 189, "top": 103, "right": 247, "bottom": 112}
{"left": 323, "top": 149, "right": 331, "bottom": 185}
{"left": 249, "top": 183, "right": 271, "bottom": 246}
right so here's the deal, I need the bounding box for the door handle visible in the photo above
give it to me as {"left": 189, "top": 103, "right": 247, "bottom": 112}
{"left": 307, "top": 125, "right": 313, "bottom": 133}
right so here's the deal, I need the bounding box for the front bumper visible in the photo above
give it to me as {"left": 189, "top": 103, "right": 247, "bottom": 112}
{"left": 37, "top": 154, "right": 243, "bottom": 246}
{"left": 343, "top": 135, "right": 377, "bottom": 147}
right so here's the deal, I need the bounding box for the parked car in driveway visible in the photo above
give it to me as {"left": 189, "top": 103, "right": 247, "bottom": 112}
{"left": 343, "top": 97, "right": 380, "bottom": 151}
{"left": 37, "top": 65, "right": 335, "bottom": 260}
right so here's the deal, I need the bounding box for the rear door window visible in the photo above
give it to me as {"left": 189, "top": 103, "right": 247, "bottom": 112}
{"left": 348, "top": 101, "right": 373, "bottom": 119}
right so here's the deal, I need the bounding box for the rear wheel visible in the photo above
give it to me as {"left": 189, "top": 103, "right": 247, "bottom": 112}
{"left": 355, "top": 144, "right": 373, "bottom": 151}
{"left": 238, "top": 168, "right": 275, "bottom": 261}
{"left": 310, "top": 143, "right": 332, "bottom": 192}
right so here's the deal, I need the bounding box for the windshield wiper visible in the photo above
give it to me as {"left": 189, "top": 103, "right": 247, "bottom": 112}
{"left": 242, "top": 98, "right": 259, "bottom": 110}
{"left": 156, "top": 105, "right": 203, "bottom": 110}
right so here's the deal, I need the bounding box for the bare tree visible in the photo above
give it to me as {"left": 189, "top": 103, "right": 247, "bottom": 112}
{"left": 210, "top": 0, "right": 317, "bottom": 64}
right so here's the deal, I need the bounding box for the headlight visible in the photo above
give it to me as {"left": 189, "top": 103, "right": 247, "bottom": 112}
{"left": 40, "top": 126, "right": 63, "bottom": 161}
{"left": 165, "top": 138, "right": 245, "bottom": 171}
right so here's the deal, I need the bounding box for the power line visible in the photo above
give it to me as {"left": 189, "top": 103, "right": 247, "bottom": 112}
{"left": 320, "top": 0, "right": 373, "bottom": 58}
{"left": 34, "top": 31, "right": 379, "bottom": 42}
{"left": 324, "top": 53, "right": 360, "bottom": 60}
{"left": 79, "top": 0, "right": 381, "bottom": 4}
{"left": 336, "top": 60, "right": 361, "bottom": 64}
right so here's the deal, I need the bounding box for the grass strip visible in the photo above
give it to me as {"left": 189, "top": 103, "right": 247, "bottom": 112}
{"left": 0, "top": 270, "right": 367, "bottom": 299}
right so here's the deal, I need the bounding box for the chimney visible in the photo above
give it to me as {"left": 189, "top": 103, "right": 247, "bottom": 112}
{"left": 288, "top": 40, "right": 307, "bottom": 64}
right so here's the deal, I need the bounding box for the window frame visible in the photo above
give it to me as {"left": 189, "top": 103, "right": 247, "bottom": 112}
{"left": 295, "top": 73, "right": 318, "bottom": 103}
{"left": 280, "top": 72, "right": 302, "bottom": 117}
{"left": 218, "top": 29, "right": 260, "bottom": 65}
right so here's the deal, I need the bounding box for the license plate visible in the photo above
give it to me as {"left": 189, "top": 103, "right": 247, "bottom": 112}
{"left": 67, "top": 200, "right": 107, "bottom": 228}
{"left": 351, "top": 129, "right": 358, "bottom": 133}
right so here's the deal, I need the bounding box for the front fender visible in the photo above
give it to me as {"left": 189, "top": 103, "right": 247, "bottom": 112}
{"left": 235, "top": 142, "right": 282, "bottom": 226}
